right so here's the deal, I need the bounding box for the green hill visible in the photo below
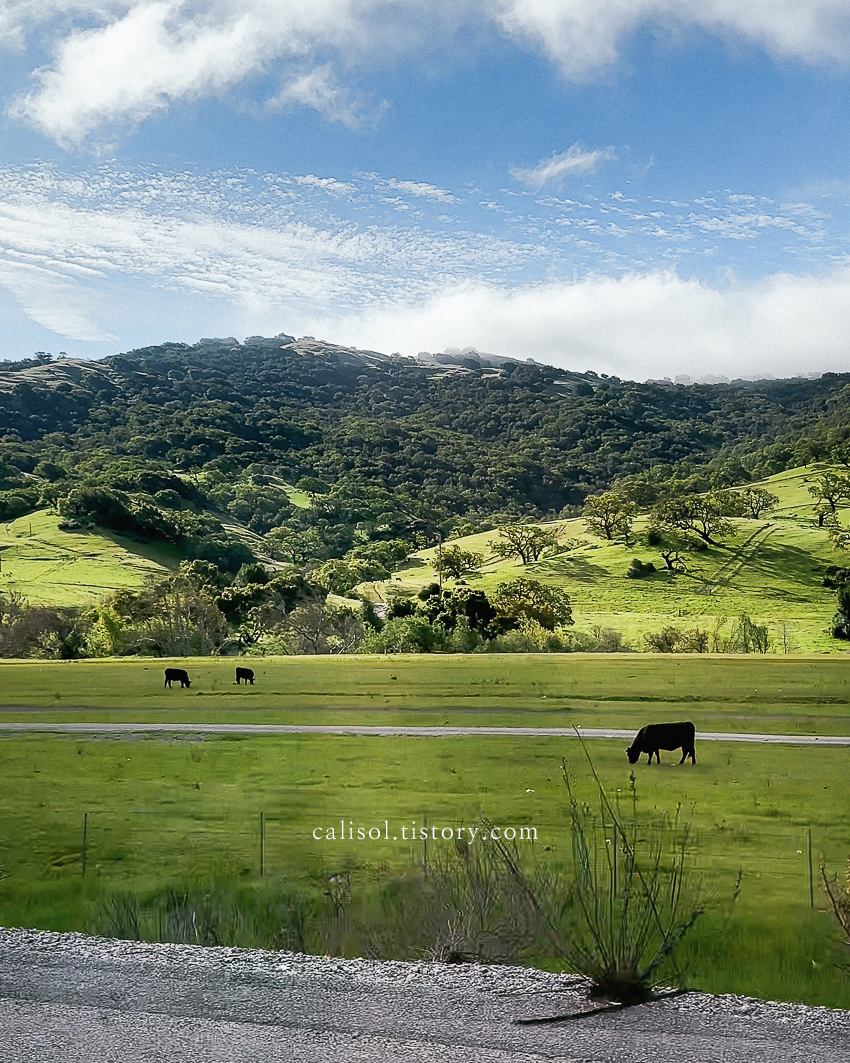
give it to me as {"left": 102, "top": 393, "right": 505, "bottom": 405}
{"left": 374, "top": 466, "right": 847, "bottom": 654}
{"left": 0, "top": 510, "right": 178, "bottom": 608}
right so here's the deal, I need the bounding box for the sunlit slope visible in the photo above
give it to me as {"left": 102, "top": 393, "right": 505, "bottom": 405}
{"left": 0, "top": 510, "right": 178, "bottom": 607}
{"left": 376, "top": 466, "right": 850, "bottom": 653}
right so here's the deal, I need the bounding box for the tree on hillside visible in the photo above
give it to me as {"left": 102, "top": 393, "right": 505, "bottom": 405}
{"left": 265, "top": 526, "right": 329, "bottom": 564}
{"left": 646, "top": 526, "right": 688, "bottom": 571}
{"left": 311, "top": 557, "right": 386, "bottom": 595}
{"left": 829, "top": 524, "right": 850, "bottom": 551}
{"left": 417, "top": 585, "right": 497, "bottom": 636}
{"left": 807, "top": 472, "right": 850, "bottom": 514}
{"left": 295, "top": 476, "right": 331, "bottom": 497}
{"left": 492, "top": 524, "right": 560, "bottom": 565}
{"left": 346, "top": 539, "right": 412, "bottom": 570}
{"left": 105, "top": 574, "right": 229, "bottom": 656}
{"left": 651, "top": 494, "right": 734, "bottom": 546}
{"left": 435, "top": 545, "right": 484, "bottom": 580}
{"left": 830, "top": 441, "right": 850, "bottom": 469}
{"left": 832, "top": 586, "right": 850, "bottom": 640}
{"left": 491, "top": 578, "right": 573, "bottom": 631}
{"left": 710, "top": 489, "right": 746, "bottom": 517}
{"left": 583, "top": 492, "right": 637, "bottom": 541}
{"left": 737, "top": 487, "right": 779, "bottom": 519}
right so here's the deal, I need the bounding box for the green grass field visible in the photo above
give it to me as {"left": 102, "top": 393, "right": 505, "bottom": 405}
{"left": 1, "top": 729, "right": 848, "bottom": 1005}
{"left": 380, "top": 465, "right": 850, "bottom": 654}
{"left": 0, "top": 654, "right": 849, "bottom": 1005}
{"left": 0, "top": 509, "right": 177, "bottom": 607}
{"left": 0, "top": 654, "right": 849, "bottom": 735}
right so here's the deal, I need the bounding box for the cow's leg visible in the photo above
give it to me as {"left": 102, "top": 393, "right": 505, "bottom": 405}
{"left": 679, "top": 749, "right": 686, "bottom": 764}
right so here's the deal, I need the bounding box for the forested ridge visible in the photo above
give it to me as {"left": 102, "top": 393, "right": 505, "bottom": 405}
{"left": 1, "top": 335, "right": 848, "bottom": 520}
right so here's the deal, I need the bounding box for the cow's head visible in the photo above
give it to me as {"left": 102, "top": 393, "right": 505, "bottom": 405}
{"left": 625, "top": 746, "right": 640, "bottom": 764}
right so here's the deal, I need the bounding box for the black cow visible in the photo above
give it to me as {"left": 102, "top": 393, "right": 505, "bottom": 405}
{"left": 626, "top": 721, "right": 696, "bottom": 765}
{"left": 236, "top": 667, "right": 255, "bottom": 685}
{"left": 164, "top": 668, "right": 191, "bottom": 689}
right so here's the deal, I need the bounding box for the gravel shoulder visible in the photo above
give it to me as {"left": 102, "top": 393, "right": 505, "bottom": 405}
{"left": 1, "top": 928, "right": 849, "bottom": 1062}
{"left": 0, "top": 722, "right": 848, "bottom": 743}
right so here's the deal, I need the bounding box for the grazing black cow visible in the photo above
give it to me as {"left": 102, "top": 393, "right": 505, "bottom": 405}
{"left": 626, "top": 721, "right": 696, "bottom": 765}
{"left": 164, "top": 667, "right": 191, "bottom": 689}
{"left": 235, "top": 667, "right": 255, "bottom": 685}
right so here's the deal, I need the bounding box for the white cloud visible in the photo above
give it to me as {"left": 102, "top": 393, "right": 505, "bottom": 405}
{"left": 268, "top": 64, "right": 386, "bottom": 130}
{"left": 511, "top": 145, "right": 617, "bottom": 188}
{"left": 0, "top": 164, "right": 534, "bottom": 338}
{"left": 6, "top": 0, "right": 850, "bottom": 141}
{"left": 0, "top": 162, "right": 846, "bottom": 375}
{"left": 326, "top": 267, "right": 850, "bottom": 379}
{"left": 0, "top": 259, "right": 114, "bottom": 341}
{"left": 381, "top": 178, "right": 460, "bottom": 204}
{"left": 294, "top": 174, "right": 356, "bottom": 195}
{"left": 491, "top": 0, "right": 850, "bottom": 79}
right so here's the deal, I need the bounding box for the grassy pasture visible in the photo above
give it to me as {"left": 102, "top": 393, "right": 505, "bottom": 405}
{"left": 381, "top": 465, "right": 850, "bottom": 654}
{"left": 0, "top": 654, "right": 848, "bottom": 735}
{"left": 0, "top": 509, "right": 176, "bottom": 607}
{"left": 0, "top": 729, "right": 849, "bottom": 1006}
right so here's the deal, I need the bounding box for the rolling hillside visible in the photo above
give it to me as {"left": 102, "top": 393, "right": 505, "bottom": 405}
{"left": 373, "top": 466, "right": 848, "bottom": 654}
{"left": 0, "top": 510, "right": 178, "bottom": 608}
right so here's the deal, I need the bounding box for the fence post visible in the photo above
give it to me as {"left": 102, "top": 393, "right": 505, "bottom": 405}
{"left": 807, "top": 828, "right": 814, "bottom": 908}
{"left": 423, "top": 817, "right": 428, "bottom": 876}
{"left": 81, "top": 812, "right": 88, "bottom": 878}
{"left": 260, "top": 812, "right": 265, "bottom": 877}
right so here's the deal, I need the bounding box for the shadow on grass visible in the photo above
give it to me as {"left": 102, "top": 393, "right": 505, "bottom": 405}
{"left": 532, "top": 557, "right": 610, "bottom": 582}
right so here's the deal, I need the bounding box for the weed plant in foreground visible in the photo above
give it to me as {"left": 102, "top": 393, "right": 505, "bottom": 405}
{"left": 558, "top": 746, "right": 703, "bottom": 1003}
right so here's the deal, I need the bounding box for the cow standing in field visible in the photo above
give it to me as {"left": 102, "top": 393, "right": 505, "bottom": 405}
{"left": 164, "top": 668, "right": 191, "bottom": 689}
{"left": 626, "top": 721, "right": 696, "bottom": 765}
{"left": 236, "top": 667, "right": 255, "bottom": 685}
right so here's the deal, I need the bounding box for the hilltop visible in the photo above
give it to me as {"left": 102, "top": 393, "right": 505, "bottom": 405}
{"left": 2, "top": 334, "right": 849, "bottom": 518}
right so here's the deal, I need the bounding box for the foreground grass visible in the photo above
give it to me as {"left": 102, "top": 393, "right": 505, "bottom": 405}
{"left": 1, "top": 729, "right": 849, "bottom": 1005}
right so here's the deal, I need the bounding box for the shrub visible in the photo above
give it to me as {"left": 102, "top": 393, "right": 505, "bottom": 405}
{"left": 833, "top": 587, "right": 850, "bottom": 641}
{"left": 487, "top": 620, "right": 571, "bottom": 653}
{"left": 559, "top": 747, "right": 703, "bottom": 1003}
{"left": 627, "top": 558, "right": 657, "bottom": 579}
{"left": 367, "top": 833, "right": 555, "bottom": 964}
{"left": 823, "top": 566, "right": 850, "bottom": 590}
{"left": 644, "top": 625, "right": 709, "bottom": 653}
{"left": 820, "top": 856, "right": 850, "bottom": 956}
{"left": 644, "top": 626, "right": 683, "bottom": 653}
{"left": 362, "top": 615, "right": 449, "bottom": 653}
{"left": 586, "top": 625, "right": 634, "bottom": 652}
{"left": 728, "top": 613, "right": 770, "bottom": 653}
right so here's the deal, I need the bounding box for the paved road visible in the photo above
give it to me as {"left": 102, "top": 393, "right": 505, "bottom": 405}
{"left": 0, "top": 721, "right": 848, "bottom": 743}
{"left": 1, "top": 929, "right": 849, "bottom": 1062}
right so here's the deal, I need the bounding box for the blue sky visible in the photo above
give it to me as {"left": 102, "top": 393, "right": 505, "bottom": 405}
{"left": 2, "top": 2, "right": 850, "bottom": 380}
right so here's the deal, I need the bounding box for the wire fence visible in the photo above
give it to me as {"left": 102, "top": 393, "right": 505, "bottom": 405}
{"left": 0, "top": 807, "right": 847, "bottom": 912}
